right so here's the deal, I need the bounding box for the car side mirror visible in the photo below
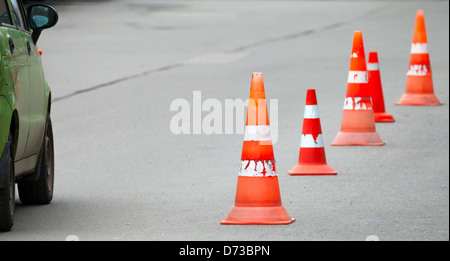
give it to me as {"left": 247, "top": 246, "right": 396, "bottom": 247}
{"left": 27, "top": 4, "right": 58, "bottom": 43}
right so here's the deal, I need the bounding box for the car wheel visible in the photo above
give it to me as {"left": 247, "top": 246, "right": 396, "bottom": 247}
{"left": 18, "top": 115, "right": 54, "bottom": 205}
{"left": 0, "top": 132, "right": 15, "bottom": 232}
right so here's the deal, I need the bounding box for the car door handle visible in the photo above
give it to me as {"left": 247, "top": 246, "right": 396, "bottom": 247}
{"left": 26, "top": 41, "right": 32, "bottom": 55}
{"left": 8, "top": 37, "right": 14, "bottom": 53}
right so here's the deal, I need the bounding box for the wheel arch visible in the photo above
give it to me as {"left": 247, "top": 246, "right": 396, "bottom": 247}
{"left": 10, "top": 109, "right": 18, "bottom": 158}
{"left": 47, "top": 92, "right": 51, "bottom": 114}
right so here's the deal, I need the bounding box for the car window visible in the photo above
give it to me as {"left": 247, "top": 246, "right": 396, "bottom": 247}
{"left": 0, "top": 0, "right": 12, "bottom": 26}
{"left": 9, "top": 0, "right": 26, "bottom": 30}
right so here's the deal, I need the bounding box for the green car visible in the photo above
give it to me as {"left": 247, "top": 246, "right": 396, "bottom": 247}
{"left": 0, "top": 0, "right": 58, "bottom": 231}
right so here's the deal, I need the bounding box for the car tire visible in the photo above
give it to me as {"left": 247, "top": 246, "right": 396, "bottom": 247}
{"left": 18, "top": 115, "right": 54, "bottom": 205}
{"left": 0, "top": 132, "right": 15, "bottom": 232}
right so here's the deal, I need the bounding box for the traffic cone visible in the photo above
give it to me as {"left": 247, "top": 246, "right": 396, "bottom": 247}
{"left": 331, "top": 31, "right": 384, "bottom": 146}
{"left": 221, "top": 72, "right": 295, "bottom": 225}
{"left": 288, "top": 89, "right": 336, "bottom": 175}
{"left": 396, "top": 10, "right": 442, "bottom": 106}
{"left": 368, "top": 51, "right": 395, "bottom": 122}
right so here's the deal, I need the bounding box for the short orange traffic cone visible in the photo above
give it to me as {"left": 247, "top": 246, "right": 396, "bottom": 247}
{"left": 368, "top": 51, "right": 395, "bottom": 122}
{"left": 221, "top": 72, "right": 295, "bottom": 225}
{"left": 396, "top": 10, "right": 442, "bottom": 106}
{"left": 288, "top": 89, "right": 336, "bottom": 175}
{"left": 331, "top": 31, "right": 384, "bottom": 146}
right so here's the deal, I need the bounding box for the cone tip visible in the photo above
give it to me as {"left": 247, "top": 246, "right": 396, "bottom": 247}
{"left": 416, "top": 10, "right": 425, "bottom": 21}
{"left": 350, "top": 31, "right": 367, "bottom": 71}
{"left": 251, "top": 72, "right": 264, "bottom": 83}
{"left": 353, "top": 30, "right": 363, "bottom": 40}
{"left": 353, "top": 30, "right": 363, "bottom": 41}
{"left": 413, "top": 9, "right": 427, "bottom": 43}
{"left": 251, "top": 72, "right": 263, "bottom": 82}
{"left": 249, "top": 72, "right": 266, "bottom": 101}
{"left": 368, "top": 51, "right": 378, "bottom": 63}
{"left": 306, "top": 89, "right": 318, "bottom": 105}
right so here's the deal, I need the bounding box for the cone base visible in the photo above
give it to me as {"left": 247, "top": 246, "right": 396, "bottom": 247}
{"left": 396, "top": 93, "right": 442, "bottom": 106}
{"left": 331, "top": 131, "right": 385, "bottom": 146}
{"left": 374, "top": 112, "right": 395, "bottom": 122}
{"left": 288, "top": 163, "right": 337, "bottom": 176}
{"left": 221, "top": 206, "right": 296, "bottom": 225}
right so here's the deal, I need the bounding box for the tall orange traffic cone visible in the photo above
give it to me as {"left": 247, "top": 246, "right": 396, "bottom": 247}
{"left": 221, "top": 72, "right": 295, "bottom": 225}
{"left": 368, "top": 51, "right": 395, "bottom": 122}
{"left": 288, "top": 89, "right": 336, "bottom": 175}
{"left": 396, "top": 10, "right": 442, "bottom": 106}
{"left": 331, "top": 31, "right": 384, "bottom": 146}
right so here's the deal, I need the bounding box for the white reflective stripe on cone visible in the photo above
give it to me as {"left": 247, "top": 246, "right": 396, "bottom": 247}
{"left": 407, "top": 64, "right": 429, "bottom": 76}
{"left": 238, "top": 160, "right": 277, "bottom": 177}
{"left": 410, "top": 43, "right": 428, "bottom": 54}
{"left": 343, "top": 97, "right": 373, "bottom": 110}
{"left": 367, "top": 63, "right": 379, "bottom": 71}
{"left": 244, "top": 125, "right": 271, "bottom": 141}
{"left": 300, "top": 134, "right": 324, "bottom": 148}
{"left": 347, "top": 71, "right": 368, "bottom": 83}
{"left": 304, "top": 105, "right": 320, "bottom": 119}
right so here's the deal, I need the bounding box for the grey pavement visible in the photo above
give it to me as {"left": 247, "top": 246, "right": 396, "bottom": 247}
{"left": 1, "top": 0, "right": 448, "bottom": 241}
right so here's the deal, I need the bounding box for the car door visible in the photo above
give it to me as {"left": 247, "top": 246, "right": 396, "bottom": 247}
{"left": 2, "top": 0, "right": 31, "bottom": 161}
{"left": 14, "top": 0, "right": 45, "bottom": 158}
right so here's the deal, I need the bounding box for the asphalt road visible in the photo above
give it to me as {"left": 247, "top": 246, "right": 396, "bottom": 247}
{"left": 1, "top": 0, "right": 448, "bottom": 241}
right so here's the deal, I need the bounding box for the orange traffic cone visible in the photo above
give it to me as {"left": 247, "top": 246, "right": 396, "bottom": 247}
{"left": 368, "top": 51, "right": 395, "bottom": 122}
{"left": 331, "top": 31, "right": 384, "bottom": 146}
{"left": 221, "top": 72, "right": 295, "bottom": 225}
{"left": 396, "top": 10, "right": 442, "bottom": 106}
{"left": 288, "top": 89, "right": 336, "bottom": 175}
